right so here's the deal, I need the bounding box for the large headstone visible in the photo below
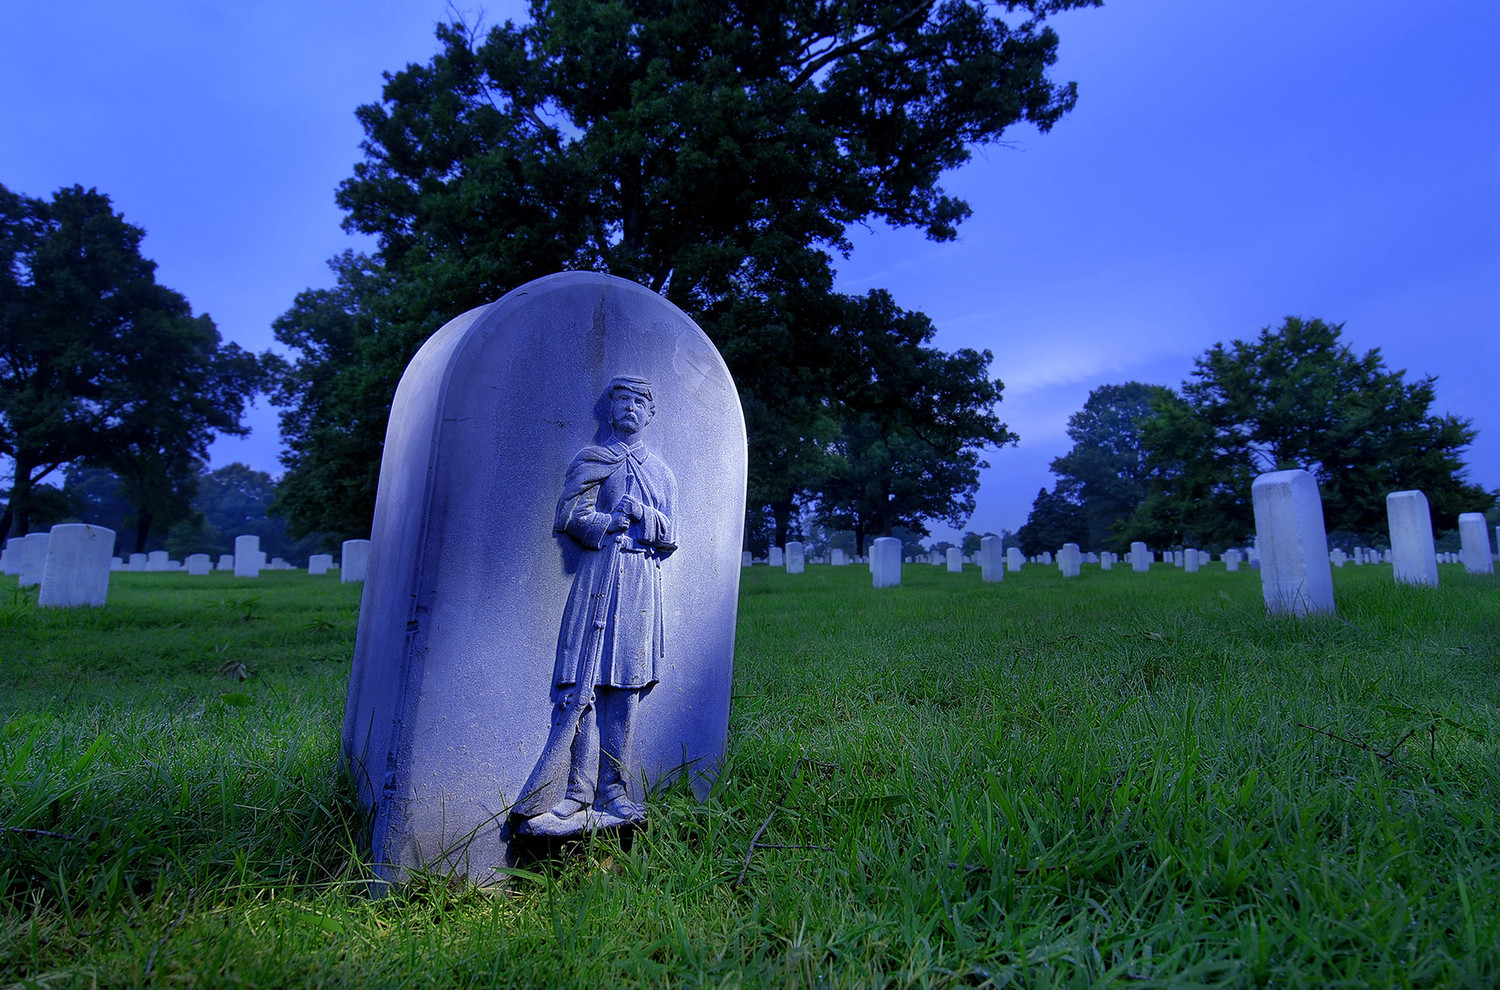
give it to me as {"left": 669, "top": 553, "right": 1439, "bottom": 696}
{"left": 1387, "top": 490, "right": 1439, "bottom": 587}
{"left": 1251, "top": 469, "right": 1334, "bottom": 616}
{"left": 1458, "top": 513, "right": 1494, "bottom": 575}
{"left": 342, "top": 272, "right": 746, "bottom": 884}
{"left": 37, "top": 525, "right": 114, "bottom": 607}
{"left": 871, "top": 537, "right": 901, "bottom": 588}
{"left": 341, "top": 539, "right": 371, "bottom": 582}
{"left": 980, "top": 535, "right": 1003, "bottom": 583}
{"left": 234, "top": 535, "right": 261, "bottom": 578}
{"left": 18, "top": 533, "right": 51, "bottom": 588}
{"left": 186, "top": 553, "right": 212, "bottom": 576}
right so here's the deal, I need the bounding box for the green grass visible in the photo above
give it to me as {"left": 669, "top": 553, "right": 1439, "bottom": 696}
{"left": 3, "top": 562, "right": 1499, "bottom": 987}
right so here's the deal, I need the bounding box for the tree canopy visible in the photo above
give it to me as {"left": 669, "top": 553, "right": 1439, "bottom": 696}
{"left": 1127, "top": 317, "right": 1491, "bottom": 548}
{"left": 0, "top": 184, "right": 275, "bottom": 545}
{"left": 273, "top": 0, "right": 1098, "bottom": 542}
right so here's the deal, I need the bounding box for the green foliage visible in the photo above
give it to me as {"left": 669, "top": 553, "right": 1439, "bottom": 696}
{"left": 1128, "top": 317, "right": 1493, "bottom": 548}
{"left": 1048, "top": 382, "right": 1176, "bottom": 550}
{"left": 4, "top": 565, "right": 1500, "bottom": 984}
{"left": 273, "top": 1, "right": 1096, "bottom": 541}
{"left": 1015, "top": 485, "right": 1087, "bottom": 555}
{"left": 0, "top": 184, "right": 277, "bottom": 546}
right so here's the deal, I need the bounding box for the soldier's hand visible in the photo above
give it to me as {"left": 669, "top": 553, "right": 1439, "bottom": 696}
{"left": 608, "top": 511, "right": 632, "bottom": 532}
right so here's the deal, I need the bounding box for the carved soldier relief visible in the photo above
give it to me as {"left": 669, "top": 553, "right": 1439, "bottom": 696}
{"left": 514, "top": 376, "right": 679, "bottom": 836}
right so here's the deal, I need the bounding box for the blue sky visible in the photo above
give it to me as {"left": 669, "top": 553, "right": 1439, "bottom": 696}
{"left": 4, "top": 0, "right": 1496, "bottom": 541}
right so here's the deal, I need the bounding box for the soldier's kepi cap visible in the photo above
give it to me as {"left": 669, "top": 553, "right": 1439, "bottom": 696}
{"left": 608, "top": 375, "right": 653, "bottom": 400}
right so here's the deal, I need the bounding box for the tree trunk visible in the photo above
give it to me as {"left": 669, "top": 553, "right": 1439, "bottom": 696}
{"left": 1, "top": 457, "right": 36, "bottom": 542}
{"left": 134, "top": 508, "right": 153, "bottom": 554}
{"left": 771, "top": 497, "right": 795, "bottom": 550}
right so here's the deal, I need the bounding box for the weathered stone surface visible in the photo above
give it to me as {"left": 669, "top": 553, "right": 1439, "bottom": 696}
{"left": 785, "top": 541, "right": 805, "bottom": 574}
{"left": 341, "top": 539, "right": 371, "bottom": 582}
{"left": 186, "top": 553, "right": 212, "bottom": 576}
{"left": 234, "top": 535, "right": 261, "bottom": 578}
{"left": 980, "top": 535, "right": 1003, "bottom": 583}
{"left": 343, "top": 272, "right": 745, "bottom": 884}
{"left": 946, "top": 547, "right": 963, "bottom": 573}
{"left": 1458, "top": 513, "right": 1494, "bottom": 575}
{"left": 1387, "top": 490, "right": 1439, "bottom": 588}
{"left": 38, "top": 525, "right": 113, "bottom": 607}
{"left": 19, "top": 533, "right": 51, "bottom": 588}
{"left": 1251, "top": 469, "right": 1335, "bottom": 616}
{"left": 308, "top": 554, "right": 333, "bottom": 576}
{"left": 871, "top": 537, "right": 901, "bottom": 588}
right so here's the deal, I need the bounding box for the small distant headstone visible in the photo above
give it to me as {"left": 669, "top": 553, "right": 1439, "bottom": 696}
{"left": 945, "top": 547, "right": 963, "bottom": 573}
{"left": 127, "top": 553, "right": 146, "bottom": 571}
{"left": 341, "top": 539, "right": 371, "bottom": 582}
{"left": 309, "top": 553, "right": 333, "bottom": 576}
{"left": 1387, "top": 490, "right": 1439, "bottom": 587}
{"left": 1458, "top": 513, "right": 1493, "bottom": 575}
{"left": 768, "top": 546, "right": 783, "bottom": 567}
{"left": 216, "top": 553, "right": 234, "bottom": 571}
{"left": 343, "top": 271, "right": 745, "bottom": 883}
{"left": 1224, "top": 549, "right": 1241, "bottom": 572}
{"left": 1, "top": 537, "right": 21, "bottom": 576}
{"left": 18, "top": 533, "right": 51, "bottom": 588}
{"left": 980, "top": 535, "right": 1004, "bottom": 583}
{"left": 741, "top": 550, "right": 752, "bottom": 567}
{"left": 1100, "top": 552, "right": 1113, "bottom": 572}
{"left": 832, "top": 549, "right": 848, "bottom": 567}
{"left": 1059, "top": 543, "right": 1081, "bottom": 578}
{"left": 871, "top": 537, "right": 901, "bottom": 588}
{"left": 1251, "top": 469, "right": 1335, "bottom": 616}
{"left": 235, "top": 535, "right": 261, "bottom": 578}
{"left": 144, "top": 550, "right": 168, "bottom": 572}
{"left": 785, "top": 541, "right": 805, "bottom": 574}
{"left": 1006, "top": 547, "right": 1023, "bottom": 572}
{"left": 186, "top": 553, "right": 212, "bottom": 576}
{"left": 110, "top": 556, "right": 124, "bottom": 571}
{"left": 1184, "top": 549, "right": 1199, "bottom": 573}
{"left": 1130, "top": 541, "right": 1150, "bottom": 572}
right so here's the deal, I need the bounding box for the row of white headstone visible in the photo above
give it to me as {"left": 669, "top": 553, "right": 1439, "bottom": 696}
{"left": 730, "top": 473, "right": 1495, "bottom": 611}
{"left": 2, "top": 529, "right": 374, "bottom": 607}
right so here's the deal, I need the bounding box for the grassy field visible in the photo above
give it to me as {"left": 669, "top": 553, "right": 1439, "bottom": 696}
{"left": 3, "top": 561, "right": 1499, "bottom": 988}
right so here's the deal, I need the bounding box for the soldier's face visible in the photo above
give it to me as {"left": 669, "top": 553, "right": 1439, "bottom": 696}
{"left": 611, "top": 390, "right": 652, "bottom": 436}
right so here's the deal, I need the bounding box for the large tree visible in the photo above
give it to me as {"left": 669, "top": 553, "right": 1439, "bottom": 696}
{"left": 1048, "top": 381, "right": 1176, "bottom": 550}
{"left": 273, "top": 0, "right": 1098, "bottom": 540}
{"left": 0, "top": 184, "right": 273, "bottom": 544}
{"left": 1127, "top": 317, "right": 1492, "bottom": 547}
